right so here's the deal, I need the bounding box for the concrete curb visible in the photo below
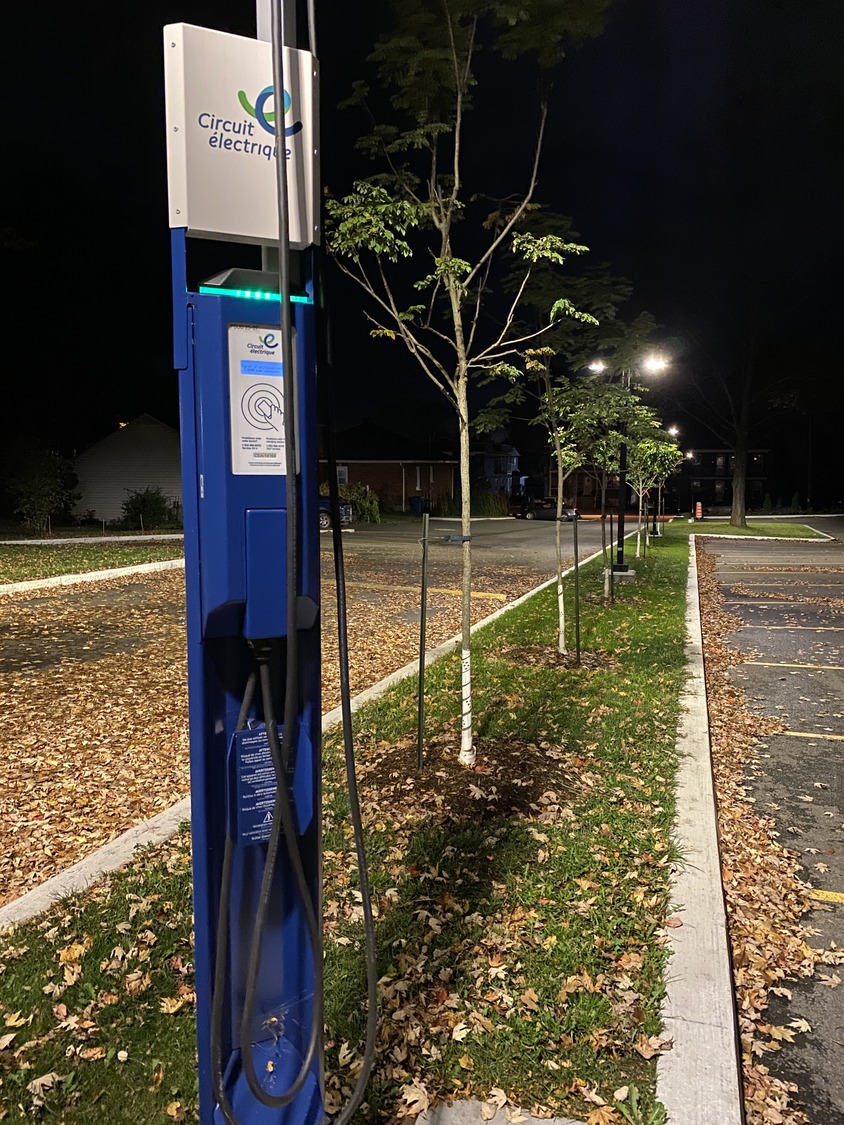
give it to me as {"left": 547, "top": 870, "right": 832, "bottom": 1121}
{"left": 0, "top": 557, "right": 185, "bottom": 597}
{"left": 695, "top": 529, "right": 834, "bottom": 542}
{"left": 0, "top": 535, "right": 184, "bottom": 545}
{"left": 656, "top": 536, "right": 743, "bottom": 1123}
{"left": 0, "top": 799, "right": 191, "bottom": 932}
{"left": 421, "top": 1101, "right": 583, "bottom": 1125}
{"left": 0, "top": 544, "right": 612, "bottom": 933}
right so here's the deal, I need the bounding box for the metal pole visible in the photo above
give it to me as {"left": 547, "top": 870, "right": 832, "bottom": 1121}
{"left": 652, "top": 484, "right": 660, "bottom": 537}
{"left": 572, "top": 514, "right": 581, "bottom": 663}
{"left": 609, "top": 513, "right": 615, "bottom": 601}
{"left": 417, "top": 512, "right": 430, "bottom": 770}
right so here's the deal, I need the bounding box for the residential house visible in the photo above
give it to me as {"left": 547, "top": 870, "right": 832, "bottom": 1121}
{"left": 318, "top": 421, "right": 457, "bottom": 511}
{"left": 74, "top": 414, "right": 182, "bottom": 523}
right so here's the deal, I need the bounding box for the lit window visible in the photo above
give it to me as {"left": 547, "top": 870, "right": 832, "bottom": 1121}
{"left": 336, "top": 465, "right": 348, "bottom": 486}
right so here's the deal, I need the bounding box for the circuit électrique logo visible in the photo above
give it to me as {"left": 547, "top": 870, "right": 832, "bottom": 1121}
{"left": 259, "top": 333, "right": 279, "bottom": 349}
{"left": 195, "top": 85, "right": 303, "bottom": 162}
{"left": 238, "top": 87, "right": 303, "bottom": 138}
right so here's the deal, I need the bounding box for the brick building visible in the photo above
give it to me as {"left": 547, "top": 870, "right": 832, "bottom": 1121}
{"left": 319, "top": 422, "right": 457, "bottom": 511}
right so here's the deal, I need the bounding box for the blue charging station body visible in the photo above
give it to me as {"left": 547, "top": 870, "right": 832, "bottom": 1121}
{"left": 172, "top": 228, "right": 322, "bottom": 1125}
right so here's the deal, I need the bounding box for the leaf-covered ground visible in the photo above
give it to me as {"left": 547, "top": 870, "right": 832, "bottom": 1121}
{"left": 0, "top": 550, "right": 550, "bottom": 908}
{"left": 0, "top": 539, "right": 690, "bottom": 1124}
{"left": 696, "top": 542, "right": 844, "bottom": 1125}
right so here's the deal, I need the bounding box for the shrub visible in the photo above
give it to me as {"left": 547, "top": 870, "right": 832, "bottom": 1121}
{"left": 762, "top": 493, "right": 773, "bottom": 514}
{"left": 319, "top": 480, "right": 381, "bottom": 523}
{"left": 431, "top": 488, "right": 508, "bottom": 518}
{"left": 122, "top": 486, "right": 179, "bottom": 530}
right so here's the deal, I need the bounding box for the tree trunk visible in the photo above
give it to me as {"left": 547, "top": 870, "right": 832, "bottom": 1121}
{"left": 457, "top": 375, "right": 475, "bottom": 766}
{"left": 730, "top": 444, "right": 748, "bottom": 527}
{"left": 553, "top": 438, "right": 567, "bottom": 656}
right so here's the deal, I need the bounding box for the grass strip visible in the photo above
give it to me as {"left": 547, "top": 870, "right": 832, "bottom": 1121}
{"left": 0, "top": 545, "right": 185, "bottom": 584}
{"left": 0, "top": 532, "right": 691, "bottom": 1124}
{"left": 668, "top": 521, "right": 825, "bottom": 539}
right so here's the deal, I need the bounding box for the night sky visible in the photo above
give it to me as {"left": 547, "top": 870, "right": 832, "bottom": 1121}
{"left": 2, "top": 0, "right": 842, "bottom": 500}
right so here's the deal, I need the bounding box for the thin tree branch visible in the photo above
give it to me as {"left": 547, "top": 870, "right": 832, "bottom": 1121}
{"left": 463, "top": 98, "right": 548, "bottom": 289}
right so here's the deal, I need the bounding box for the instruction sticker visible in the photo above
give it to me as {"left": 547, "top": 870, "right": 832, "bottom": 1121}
{"left": 228, "top": 726, "right": 282, "bottom": 846}
{"left": 228, "top": 324, "right": 291, "bottom": 475}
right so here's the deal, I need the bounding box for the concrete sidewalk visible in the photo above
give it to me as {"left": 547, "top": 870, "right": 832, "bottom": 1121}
{"left": 706, "top": 518, "right": 844, "bottom": 1124}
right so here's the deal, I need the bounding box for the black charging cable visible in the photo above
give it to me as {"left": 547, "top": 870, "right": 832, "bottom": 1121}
{"left": 210, "top": 673, "right": 256, "bottom": 1125}
{"left": 209, "top": 0, "right": 377, "bottom": 1119}
{"left": 318, "top": 251, "right": 379, "bottom": 1122}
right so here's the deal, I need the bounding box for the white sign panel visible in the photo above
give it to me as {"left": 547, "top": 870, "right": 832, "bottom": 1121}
{"left": 164, "top": 23, "right": 319, "bottom": 248}
{"left": 228, "top": 324, "right": 289, "bottom": 475}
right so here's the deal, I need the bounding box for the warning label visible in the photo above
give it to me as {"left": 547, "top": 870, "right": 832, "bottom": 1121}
{"left": 228, "top": 727, "right": 281, "bottom": 846}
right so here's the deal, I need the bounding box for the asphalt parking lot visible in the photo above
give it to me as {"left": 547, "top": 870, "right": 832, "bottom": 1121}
{"left": 706, "top": 517, "right": 844, "bottom": 1123}
{"left": 324, "top": 514, "right": 612, "bottom": 578}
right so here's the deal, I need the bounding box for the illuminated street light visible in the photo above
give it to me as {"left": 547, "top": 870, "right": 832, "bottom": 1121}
{"left": 642, "top": 355, "right": 668, "bottom": 374}
{"left": 588, "top": 360, "right": 607, "bottom": 374}
{"left": 668, "top": 426, "right": 679, "bottom": 437}
{"left": 686, "top": 451, "right": 694, "bottom": 460}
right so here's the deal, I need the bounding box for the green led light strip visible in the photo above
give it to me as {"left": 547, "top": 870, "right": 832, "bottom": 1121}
{"left": 198, "top": 286, "right": 312, "bottom": 304}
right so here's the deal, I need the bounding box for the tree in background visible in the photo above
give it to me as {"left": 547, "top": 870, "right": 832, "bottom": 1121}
{"left": 327, "top": 0, "right": 612, "bottom": 765}
{"left": 7, "top": 448, "right": 79, "bottom": 535}
{"left": 627, "top": 427, "right": 683, "bottom": 557}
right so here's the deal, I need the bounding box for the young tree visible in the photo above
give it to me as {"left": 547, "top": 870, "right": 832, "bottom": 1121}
{"left": 627, "top": 429, "right": 683, "bottom": 557}
{"left": 7, "top": 448, "right": 79, "bottom": 535}
{"left": 326, "top": 0, "right": 612, "bottom": 765}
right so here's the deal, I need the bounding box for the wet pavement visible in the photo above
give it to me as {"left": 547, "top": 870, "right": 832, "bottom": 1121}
{"left": 706, "top": 518, "right": 844, "bottom": 1125}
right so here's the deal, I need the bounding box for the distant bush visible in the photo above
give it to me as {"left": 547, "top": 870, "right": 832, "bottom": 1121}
{"left": 122, "top": 487, "right": 181, "bottom": 530}
{"left": 432, "top": 488, "right": 509, "bottom": 518}
{"left": 319, "top": 480, "right": 381, "bottom": 523}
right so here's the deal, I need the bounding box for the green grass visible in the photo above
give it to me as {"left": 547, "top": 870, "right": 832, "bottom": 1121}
{"left": 0, "top": 835, "right": 198, "bottom": 1124}
{"left": 0, "top": 538, "right": 690, "bottom": 1123}
{"left": 0, "top": 545, "right": 185, "bottom": 583}
{"left": 669, "top": 519, "right": 825, "bottom": 539}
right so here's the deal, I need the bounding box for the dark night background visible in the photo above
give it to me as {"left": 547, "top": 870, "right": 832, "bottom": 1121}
{"left": 2, "top": 0, "right": 842, "bottom": 505}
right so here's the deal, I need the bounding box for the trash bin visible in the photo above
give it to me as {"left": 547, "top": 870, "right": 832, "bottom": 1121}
{"left": 410, "top": 496, "right": 424, "bottom": 516}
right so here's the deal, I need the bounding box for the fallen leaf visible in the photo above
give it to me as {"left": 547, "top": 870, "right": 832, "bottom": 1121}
{"left": 399, "top": 1079, "right": 429, "bottom": 1118}
{"left": 159, "top": 996, "right": 187, "bottom": 1015}
{"left": 587, "top": 1108, "right": 619, "bottom": 1125}
{"left": 520, "top": 988, "right": 539, "bottom": 1012}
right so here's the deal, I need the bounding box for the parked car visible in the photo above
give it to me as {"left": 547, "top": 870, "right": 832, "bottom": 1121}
{"left": 318, "top": 498, "right": 353, "bottom": 530}
{"left": 516, "top": 498, "right": 579, "bottom": 521}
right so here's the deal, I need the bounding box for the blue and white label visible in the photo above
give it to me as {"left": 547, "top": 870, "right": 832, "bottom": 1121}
{"left": 228, "top": 324, "right": 289, "bottom": 476}
{"left": 240, "top": 359, "right": 283, "bottom": 377}
{"left": 228, "top": 725, "right": 282, "bottom": 846}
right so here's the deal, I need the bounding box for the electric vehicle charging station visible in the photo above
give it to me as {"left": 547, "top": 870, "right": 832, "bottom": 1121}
{"left": 164, "top": 8, "right": 374, "bottom": 1124}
